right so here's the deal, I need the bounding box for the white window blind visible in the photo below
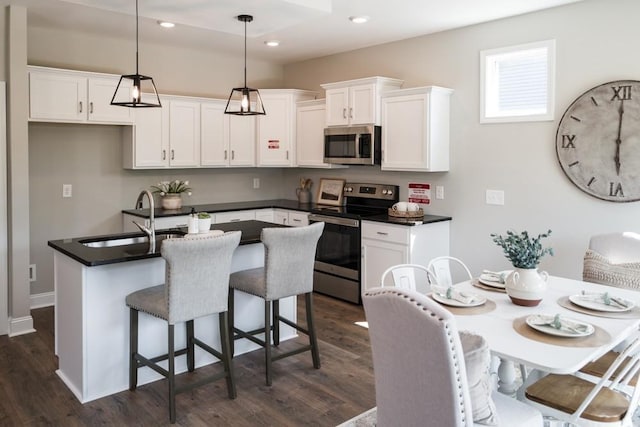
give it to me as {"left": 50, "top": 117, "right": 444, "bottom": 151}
{"left": 481, "top": 40, "right": 555, "bottom": 123}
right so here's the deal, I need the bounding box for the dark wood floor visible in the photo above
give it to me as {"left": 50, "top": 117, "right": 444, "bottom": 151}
{"left": 0, "top": 293, "right": 375, "bottom": 426}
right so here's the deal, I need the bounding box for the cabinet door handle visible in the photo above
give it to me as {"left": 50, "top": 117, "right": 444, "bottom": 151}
{"left": 175, "top": 223, "right": 188, "bottom": 227}
{"left": 79, "top": 101, "right": 83, "bottom": 113}
{"left": 376, "top": 231, "right": 389, "bottom": 236}
{"left": 224, "top": 150, "right": 228, "bottom": 160}
{"left": 292, "top": 218, "right": 301, "bottom": 223}
{"left": 89, "top": 102, "right": 93, "bottom": 114}
{"left": 342, "top": 108, "right": 347, "bottom": 119}
{"left": 162, "top": 150, "right": 166, "bottom": 160}
{"left": 286, "top": 150, "right": 289, "bottom": 160}
{"left": 349, "top": 107, "right": 353, "bottom": 119}
{"left": 230, "top": 219, "right": 240, "bottom": 222}
{"left": 232, "top": 150, "right": 235, "bottom": 160}
{"left": 171, "top": 149, "right": 175, "bottom": 160}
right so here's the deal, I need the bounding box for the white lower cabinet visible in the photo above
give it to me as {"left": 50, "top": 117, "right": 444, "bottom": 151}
{"left": 255, "top": 209, "right": 275, "bottom": 223}
{"left": 273, "top": 209, "right": 309, "bottom": 226}
{"left": 361, "top": 220, "right": 450, "bottom": 295}
{"left": 215, "top": 210, "right": 256, "bottom": 224}
{"left": 122, "top": 213, "right": 190, "bottom": 232}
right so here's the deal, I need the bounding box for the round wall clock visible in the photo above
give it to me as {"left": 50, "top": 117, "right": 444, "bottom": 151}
{"left": 556, "top": 80, "right": 640, "bottom": 202}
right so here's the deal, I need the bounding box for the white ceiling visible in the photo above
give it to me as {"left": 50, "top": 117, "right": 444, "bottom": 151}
{"left": 18, "top": 0, "right": 583, "bottom": 64}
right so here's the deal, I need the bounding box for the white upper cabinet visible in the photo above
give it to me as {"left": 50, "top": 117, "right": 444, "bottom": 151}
{"left": 296, "top": 99, "right": 347, "bottom": 169}
{"left": 28, "top": 66, "right": 133, "bottom": 124}
{"left": 257, "top": 89, "right": 316, "bottom": 167}
{"left": 168, "top": 99, "right": 201, "bottom": 167}
{"left": 381, "top": 86, "right": 453, "bottom": 172}
{"left": 201, "top": 100, "right": 256, "bottom": 167}
{"left": 321, "top": 77, "right": 403, "bottom": 126}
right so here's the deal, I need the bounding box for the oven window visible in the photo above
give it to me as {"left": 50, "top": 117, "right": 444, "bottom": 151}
{"left": 325, "top": 134, "right": 356, "bottom": 158}
{"left": 314, "top": 223, "right": 360, "bottom": 271}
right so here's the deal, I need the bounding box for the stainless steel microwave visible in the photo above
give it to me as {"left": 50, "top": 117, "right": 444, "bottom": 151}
{"left": 323, "top": 125, "right": 381, "bottom": 166}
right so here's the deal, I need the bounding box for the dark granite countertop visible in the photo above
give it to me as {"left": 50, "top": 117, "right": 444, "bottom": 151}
{"left": 363, "top": 214, "right": 453, "bottom": 226}
{"left": 48, "top": 220, "right": 284, "bottom": 267}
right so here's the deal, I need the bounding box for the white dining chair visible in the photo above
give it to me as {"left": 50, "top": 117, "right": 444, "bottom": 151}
{"left": 583, "top": 232, "right": 640, "bottom": 290}
{"left": 363, "top": 286, "right": 543, "bottom": 427}
{"left": 379, "top": 263, "right": 435, "bottom": 294}
{"left": 427, "top": 255, "right": 473, "bottom": 287}
{"left": 523, "top": 331, "right": 640, "bottom": 427}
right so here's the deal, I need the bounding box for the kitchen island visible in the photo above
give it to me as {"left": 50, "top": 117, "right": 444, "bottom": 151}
{"left": 48, "top": 221, "right": 294, "bottom": 403}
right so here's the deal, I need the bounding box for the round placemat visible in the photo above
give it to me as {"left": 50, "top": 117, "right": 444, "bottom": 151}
{"left": 557, "top": 296, "right": 640, "bottom": 319}
{"left": 429, "top": 296, "right": 496, "bottom": 315}
{"left": 513, "top": 315, "right": 611, "bottom": 347}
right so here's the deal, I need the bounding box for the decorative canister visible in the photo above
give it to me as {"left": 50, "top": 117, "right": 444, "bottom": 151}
{"left": 161, "top": 194, "right": 182, "bottom": 210}
{"left": 504, "top": 268, "right": 549, "bottom": 306}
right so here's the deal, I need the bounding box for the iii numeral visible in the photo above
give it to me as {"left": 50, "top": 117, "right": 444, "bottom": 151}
{"left": 609, "top": 182, "right": 624, "bottom": 197}
{"left": 611, "top": 85, "right": 632, "bottom": 101}
{"left": 561, "top": 134, "right": 576, "bottom": 149}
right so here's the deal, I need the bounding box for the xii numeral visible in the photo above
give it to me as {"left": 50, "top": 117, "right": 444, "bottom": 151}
{"left": 561, "top": 134, "right": 576, "bottom": 149}
{"left": 611, "top": 85, "right": 632, "bottom": 101}
{"left": 609, "top": 182, "right": 624, "bottom": 197}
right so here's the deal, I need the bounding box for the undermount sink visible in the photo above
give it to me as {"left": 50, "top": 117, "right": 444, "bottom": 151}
{"left": 80, "top": 233, "right": 184, "bottom": 248}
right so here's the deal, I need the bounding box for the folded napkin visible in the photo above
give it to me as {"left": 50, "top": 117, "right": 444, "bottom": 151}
{"left": 432, "top": 284, "right": 477, "bottom": 305}
{"left": 530, "top": 314, "right": 590, "bottom": 335}
{"left": 480, "top": 270, "right": 509, "bottom": 284}
{"left": 580, "top": 290, "right": 629, "bottom": 308}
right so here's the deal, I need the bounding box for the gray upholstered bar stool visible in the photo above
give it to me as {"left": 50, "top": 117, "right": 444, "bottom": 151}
{"left": 126, "top": 231, "right": 241, "bottom": 424}
{"left": 228, "top": 222, "right": 324, "bottom": 386}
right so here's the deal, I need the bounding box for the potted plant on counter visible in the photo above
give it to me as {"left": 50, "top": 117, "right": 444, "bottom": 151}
{"left": 491, "top": 229, "right": 554, "bottom": 306}
{"left": 197, "top": 212, "right": 212, "bottom": 233}
{"left": 151, "top": 180, "right": 192, "bottom": 210}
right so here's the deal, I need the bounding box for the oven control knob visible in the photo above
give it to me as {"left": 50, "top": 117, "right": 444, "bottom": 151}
{"left": 345, "top": 187, "right": 353, "bottom": 192}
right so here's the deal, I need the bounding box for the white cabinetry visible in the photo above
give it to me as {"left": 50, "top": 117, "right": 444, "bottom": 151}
{"left": 122, "top": 213, "right": 190, "bottom": 232}
{"left": 255, "top": 209, "right": 275, "bottom": 223}
{"left": 273, "top": 209, "right": 309, "bottom": 226}
{"left": 28, "top": 66, "right": 133, "bottom": 124}
{"left": 321, "top": 77, "right": 403, "bottom": 126}
{"left": 215, "top": 210, "right": 256, "bottom": 224}
{"left": 168, "top": 99, "right": 200, "bottom": 167}
{"left": 296, "top": 99, "right": 347, "bottom": 169}
{"left": 361, "top": 220, "right": 450, "bottom": 295}
{"left": 381, "top": 86, "right": 453, "bottom": 172}
{"left": 201, "top": 100, "right": 256, "bottom": 167}
{"left": 257, "top": 89, "right": 316, "bottom": 167}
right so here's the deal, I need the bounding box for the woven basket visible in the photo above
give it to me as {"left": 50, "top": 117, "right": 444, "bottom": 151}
{"left": 388, "top": 208, "right": 424, "bottom": 218}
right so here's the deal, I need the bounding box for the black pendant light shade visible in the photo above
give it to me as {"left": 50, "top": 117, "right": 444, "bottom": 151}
{"left": 225, "top": 14, "right": 266, "bottom": 115}
{"left": 111, "top": 0, "right": 161, "bottom": 108}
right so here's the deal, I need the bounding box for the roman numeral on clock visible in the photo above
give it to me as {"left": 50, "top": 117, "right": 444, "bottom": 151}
{"left": 609, "top": 182, "right": 624, "bottom": 197}
{"left": 561, "top": 134, "right": 576, "bottom": 149}
{"left": 611, "top": 85, "right": 632, "bottom": 101}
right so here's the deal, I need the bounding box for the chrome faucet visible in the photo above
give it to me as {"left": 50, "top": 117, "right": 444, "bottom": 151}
{"left": 133, "top": 190, "right": 156, "bottom": 251}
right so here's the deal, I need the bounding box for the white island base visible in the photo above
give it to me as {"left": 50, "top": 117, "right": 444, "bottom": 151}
{"left": 54, "top": 243, "right": 296, "bottom": 403}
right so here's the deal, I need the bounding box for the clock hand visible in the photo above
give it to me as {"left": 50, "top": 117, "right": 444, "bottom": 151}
{"left": 614, "top": 100, "right": 624, "bottom": 176}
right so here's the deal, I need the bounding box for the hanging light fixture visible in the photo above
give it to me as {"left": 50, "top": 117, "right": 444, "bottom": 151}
{"left": 111, "top": 0, "right": 161, "bottom": 108}
{"left": 224, "top": 14, "right": 266, "bottom": 116}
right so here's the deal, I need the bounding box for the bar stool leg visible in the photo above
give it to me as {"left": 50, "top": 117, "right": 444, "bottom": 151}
{"left": 129, "top": 308, "right": 139, "bottom": 390}
{"left": 272, "top": 300, "right": 280, "bottom": 346}
{"left": 218, "top": 311, "right": 237, "bottom": 399}
{"left": 168, "top": 324, "right": 176, "bottom": 423}
{"left": 186, "top": 320, "right": 195, "bottom": 372}
{"left": 264, "top": 300, "right": 273, "bottom": 386}
{"left": 306, "top": 293, "right": 321, "bottom": 369}
{"left": 228, "top": 289, "right": 235, "bottom": 356}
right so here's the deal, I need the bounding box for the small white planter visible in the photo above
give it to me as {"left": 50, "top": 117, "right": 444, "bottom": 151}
{"left": 198, "top": 217, "right": 212, "bottom": 233}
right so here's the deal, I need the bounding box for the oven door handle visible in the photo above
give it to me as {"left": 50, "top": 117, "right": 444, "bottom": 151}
{"left": 308, "top": 214, "right": 359, "bottom": 228}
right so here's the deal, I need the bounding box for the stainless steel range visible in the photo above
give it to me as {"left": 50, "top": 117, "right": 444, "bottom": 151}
{"left": 308, "top": 183, "right": 399, "bottom": 304}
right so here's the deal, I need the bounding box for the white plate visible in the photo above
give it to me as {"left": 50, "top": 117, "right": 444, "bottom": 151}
{"left": 569, "top": 294, "right": 634, "bottom": 313}
{"left": 526, "top": 314, "right": 594, "bottom": 338}
{"left": 432, "top": 292, "right": 486, "bottom": 308}
{"left": 477, "top": 278, "right": 506, "bottom": 289}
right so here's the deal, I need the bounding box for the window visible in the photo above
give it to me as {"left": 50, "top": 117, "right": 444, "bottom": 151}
{"left": 480, "top": 40, "right": 555, "bottom": 123}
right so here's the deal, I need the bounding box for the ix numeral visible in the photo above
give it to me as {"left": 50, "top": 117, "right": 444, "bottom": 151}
{"left": 609, "top": 182, "right": 624, "bottom": 197}
{"left": 611, "top": 85, "right": 632, "bottom": 101}
{"left": 561, "top": 134, "right": 576, "bottom": 149}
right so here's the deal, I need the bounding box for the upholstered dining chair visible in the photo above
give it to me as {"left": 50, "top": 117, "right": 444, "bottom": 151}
{"left": 125, "top": 231, "right": 241, "bottom": 424}
{"left": 427, "top": 255, "right": 473, "bottom": 287}
{"left": 524, "top": 331, "right": 640, "bottom": 427}
{"left": 228, "top": 222, "right": 324, "bottom": 386}
{"left": 379, "top": 263, "right": 435, "bottom": 293}
{"left": 363, "top": 286, "right": 543, "bottom": 427}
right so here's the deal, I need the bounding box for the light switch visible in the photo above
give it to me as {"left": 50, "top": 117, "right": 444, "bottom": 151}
{"left": 486, "top": 189, "right": 504, "bottom": 205}
{"left": 436, "top": 186, "right": 444, "bottom": 200}
{"left": 63, "top": 184, "right": 72, "bottom": 198}
{"left": 253, "top": 178, "right": 260, "bottom": 189}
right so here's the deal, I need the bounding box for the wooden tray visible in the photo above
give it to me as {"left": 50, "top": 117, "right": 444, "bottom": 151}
{"left": 388, "top": 208, "right": 424, "bottom": 218}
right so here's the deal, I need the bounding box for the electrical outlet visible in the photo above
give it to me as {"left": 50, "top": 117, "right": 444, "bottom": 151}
{"left": 486, "top": 189, "right": 505, "bottom": 205}
{"left": 436, "top": 186, "right": 444, "bottom": 200}
{"left": 63, "top": 184, "right": 72, "bottom": 198}
{"left": 253, "top": 178, "right": 260, "bottom": 189}
{"left": 29, "top": 264, "right": 36, "bottom": 282}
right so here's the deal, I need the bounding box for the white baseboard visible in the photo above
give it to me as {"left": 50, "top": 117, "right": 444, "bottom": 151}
{"left": 9, "top": 315, "right": 35, "bottom": 337}
{"left": 31, "top": 291, "right": 54, "bottom": 309}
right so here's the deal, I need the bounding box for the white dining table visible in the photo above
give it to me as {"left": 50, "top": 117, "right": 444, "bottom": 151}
{"left": 448, "top": 276, "right": 640, "bottom": 395}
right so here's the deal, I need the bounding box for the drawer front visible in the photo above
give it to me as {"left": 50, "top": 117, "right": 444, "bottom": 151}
{"left": 155, "top": 215, "right": 190, "bottom": 229}
{"left": 288, "top": 211, "right": 309, "bottom": 227}
{"left": 216, "top": 210, "right": 255, "bottom": 224}
{"left": 361, "top": 221, "right": 408, "bottom": 244}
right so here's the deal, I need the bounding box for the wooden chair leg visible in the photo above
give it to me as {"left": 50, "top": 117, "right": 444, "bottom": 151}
{"left": 218, "top": 311, "right": 237, "bottom": 399}
{"left": 272, "top": 299, "right": 280, "bottom": 346}
{"left": 129, "top": 308, "right": 138, "bottom": 390}
{"left": 228, "top": 289, "right": 235, "bottom": 356}
{"left": 264, "top": 300, "right": 272, "bottom": 386}
{"left": 186, "top": 320, "right": 195, "bottom": 372}
{"left": 168, "top": 324, "right": 176, "bottom": 424}
{"left": 306, "top": 293, "right": 321, "bottom": 369}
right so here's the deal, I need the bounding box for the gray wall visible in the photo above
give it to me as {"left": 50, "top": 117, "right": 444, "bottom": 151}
{"left": 283, "top": 0, "right": 640, "bottom": 280}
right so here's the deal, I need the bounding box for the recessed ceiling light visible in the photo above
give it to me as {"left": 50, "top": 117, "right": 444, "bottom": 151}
{"left": 264, "top": 40, "right": 280, "bottom": 47}
{"left": 349, "top": 16, "right": 369, "bottom": 24}
{"left": 158, "top": 21, "right": 175, "bottom": 28}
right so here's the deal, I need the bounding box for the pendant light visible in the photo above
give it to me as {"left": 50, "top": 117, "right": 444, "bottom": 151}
{"left": 110, "top": 0, "right": 161, "bottom": 108}
{"left": 224, "top": 14, "right": 266, "bottom": 116}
